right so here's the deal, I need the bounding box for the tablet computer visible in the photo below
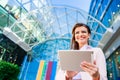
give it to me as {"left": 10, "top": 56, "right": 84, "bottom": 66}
{"left": 58, "top": 50, "right": 93, "bottom": 71}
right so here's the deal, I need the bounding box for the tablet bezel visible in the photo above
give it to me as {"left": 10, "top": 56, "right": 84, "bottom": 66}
{"left": 58, "top": 50, "right": 93, "bottom": 71}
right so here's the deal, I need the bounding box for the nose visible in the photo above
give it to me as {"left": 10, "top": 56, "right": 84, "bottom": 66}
{"left": 78, "top": 32, "right": 83, "bottom": 36}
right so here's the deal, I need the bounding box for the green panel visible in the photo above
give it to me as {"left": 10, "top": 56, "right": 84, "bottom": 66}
{"left": 0, "top": 5, "right": 16, "bottom": 28}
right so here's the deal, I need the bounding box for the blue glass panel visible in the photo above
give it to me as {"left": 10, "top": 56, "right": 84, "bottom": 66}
{"left": 19, "top": 56, "right": 39, "bottom": 80}
{"left": 92, "top": 22, "right": 98, "bottom": 31}
{"left": 96, "top": 12, "right": 101, "bottom": 20}
{"left": 96, "top": 25, "right": 106, "bottom": 34}
{"left": 110, "top": 0, "right": 117, "bottom": 12}
{"left": 32, "top": 38, "right": 70, "bottom": 61}
{"left": 102, "top": 9, "right": 111, "bottom": 28}
{"left": 90, "top": 41, "right": 98, "bottom": 47}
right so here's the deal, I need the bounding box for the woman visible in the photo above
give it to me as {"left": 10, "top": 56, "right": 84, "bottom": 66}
{"left": 65, "top": 23, "right": 107, "bottom": 80}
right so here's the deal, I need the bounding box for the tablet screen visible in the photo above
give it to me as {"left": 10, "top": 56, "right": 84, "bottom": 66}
{"left": 58, "top": 50, "right": 93, "bottom": 71}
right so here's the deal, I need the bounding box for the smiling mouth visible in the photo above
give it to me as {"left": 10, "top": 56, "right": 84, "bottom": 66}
{"left": 78, "top": 37, "right": 86, "bottom": 40}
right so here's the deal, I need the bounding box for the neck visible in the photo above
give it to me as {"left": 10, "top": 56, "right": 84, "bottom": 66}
{"left": 79, "top": 43, "right": 88, "bottom": 49}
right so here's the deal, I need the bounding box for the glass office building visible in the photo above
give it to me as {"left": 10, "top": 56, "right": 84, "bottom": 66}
{"left": 0, "top": 0, "right": 120, "bottom": 80}
{"left": 88, "top": 0, "right": 120, "bottom": 80}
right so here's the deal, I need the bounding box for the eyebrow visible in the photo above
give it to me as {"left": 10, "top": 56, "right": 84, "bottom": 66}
{"left": 81, "top": 31, "right": 87, "bottom": 33}
{"left": 75, "top": 30, "right": 87, "bottom": 33}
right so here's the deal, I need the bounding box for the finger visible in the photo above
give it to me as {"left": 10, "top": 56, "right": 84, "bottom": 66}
{"left": 81, "top": 62, "right": 100, "bottom": 77}
{"left": 80, "top": 65, "right": 99, "bottom": 77}
{"left": 81, "top": 61, "right": 96, "bottom": 68}
{"left": 80, "top": 63, "right": 97, "bottom": 72}
{"left": 80, "top": 64, "right": 94, "bottom": 74}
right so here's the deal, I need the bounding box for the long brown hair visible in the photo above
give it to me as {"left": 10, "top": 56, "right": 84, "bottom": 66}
{"left": 71, "top": 23, "right": 91, "bottom": 50}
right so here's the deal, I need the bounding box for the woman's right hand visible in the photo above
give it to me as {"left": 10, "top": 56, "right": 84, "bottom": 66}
{"left": 65, "top": 71, "right": 78, "bottom": 78}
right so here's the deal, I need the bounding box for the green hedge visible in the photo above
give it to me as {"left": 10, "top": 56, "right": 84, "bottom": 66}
{"left": 0, "top": 61, "right": 20, "bottom": 80}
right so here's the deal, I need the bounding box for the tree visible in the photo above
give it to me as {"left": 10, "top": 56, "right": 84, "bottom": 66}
{"left": 0, "top": 60, "right": 20, "bottom": 80}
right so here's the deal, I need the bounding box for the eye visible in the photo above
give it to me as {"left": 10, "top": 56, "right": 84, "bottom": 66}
{"left": 75, "top": 31, "right": 79, "bottom": 34}
{"left": 81, "top": 31, "right": 87, "bottom": 33}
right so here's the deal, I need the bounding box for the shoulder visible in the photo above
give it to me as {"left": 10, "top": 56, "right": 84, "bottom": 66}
{"left": 91, "top": 47, "right": 104, "bottom": 56}
{"left": 91, "top": 47, "right": 105, "bottom": 62}
{"left": 92, "top": 47, "right": 103, "bottom": 52}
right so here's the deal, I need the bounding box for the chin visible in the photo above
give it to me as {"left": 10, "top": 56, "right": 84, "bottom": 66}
{"left": 78, "top": 41, "right": 87, "bottom": 44}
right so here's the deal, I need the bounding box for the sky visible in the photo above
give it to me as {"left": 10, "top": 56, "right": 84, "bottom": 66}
{"left": 50, "top": 0, "right": 91, "bottom": 12}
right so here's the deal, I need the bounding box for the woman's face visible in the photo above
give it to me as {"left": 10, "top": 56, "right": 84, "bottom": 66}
{"left": 74, "top": 26, "right": 90, "bottom": 45}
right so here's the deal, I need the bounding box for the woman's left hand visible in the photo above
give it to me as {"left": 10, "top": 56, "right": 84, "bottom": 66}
{"left": 80, "top": 61, "right": 100, "bottom": 80}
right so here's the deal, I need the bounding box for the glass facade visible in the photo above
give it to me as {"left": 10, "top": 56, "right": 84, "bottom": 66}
{"left": 89, "top": 0, "right": 120, "bottom": 27}
{"left": 88, "top": 0, "right": 120, "bottom": 46}
{"left": 89, "top": 0, "right": 120, "bottom": 79}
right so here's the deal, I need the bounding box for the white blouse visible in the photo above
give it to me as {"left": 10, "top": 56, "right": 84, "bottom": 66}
{"left": 56, "top": 45, "right": 108, "bottom": 80}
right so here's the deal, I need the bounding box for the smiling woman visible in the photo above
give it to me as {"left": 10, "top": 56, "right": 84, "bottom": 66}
{"left": 56, "top": 23, "right": 108, "bottom": 80}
